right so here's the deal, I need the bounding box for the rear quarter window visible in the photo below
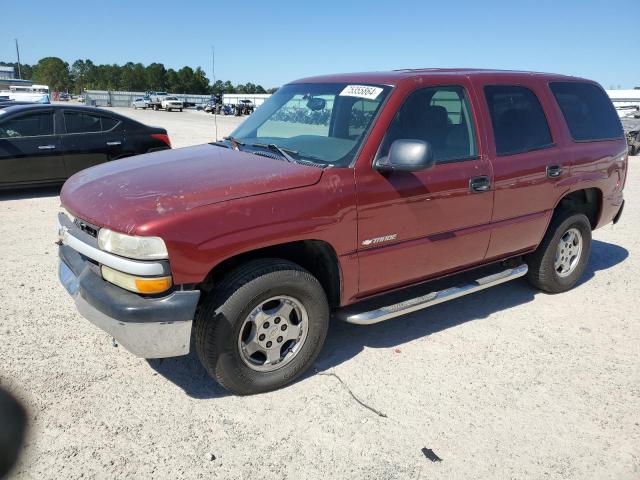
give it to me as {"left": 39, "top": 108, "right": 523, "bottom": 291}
{"left": 549, "top": 82, "right": 623, "bottom": 142}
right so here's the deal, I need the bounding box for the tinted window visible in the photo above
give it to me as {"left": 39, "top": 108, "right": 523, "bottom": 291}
{"left": 101, "top": 116, "right": 119, "bottom": 131}
{"left": 550, "top": 82, "right": 623, "bottom": 141}
{"left": 377, "top": 85, "right": 478, "bottom": 163}
{"left": 64, "top": 112, "right": 118, "bottom": 133}
{"left": 484, "top": 85, "right": 553, "bottom": 155}
{"left": 65, "top": 112, "right": 101, "bottom": 133}
{"left": 0, "top": 112, "right": 54, "bottom": 138}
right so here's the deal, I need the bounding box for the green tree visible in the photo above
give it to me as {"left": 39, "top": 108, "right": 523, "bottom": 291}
{"left": 223, "top": 80, "right": 235, "bottom": 94}
{"left": 191, "top": 67, "right": 210, "bottom": 94}
{"left": 32, "top": 57, "right": 70, "bottom": 91}
{"left": 165, "top": 68, "right": 180, "bottom": 93}
{"left": 212, "top": 79, "right": 225, "bottom": 95}
{"left": 146, "top": 63, "right": 167, "bottom": 90}
{"left": 70, "top": 59, "right": 90, "bottom": 93}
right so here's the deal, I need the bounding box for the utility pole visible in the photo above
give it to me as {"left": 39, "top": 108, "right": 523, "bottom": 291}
{"left": 15, "top": 39, "right": 22, "bottom": 79}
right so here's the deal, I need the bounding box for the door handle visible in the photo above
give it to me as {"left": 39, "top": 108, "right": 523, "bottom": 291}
{"left": 469, "top": 176, "right": 491, "bottom": 193}
{"left": 106, "top": 141, "right": 122, "bottom": 146}
{"left": 38, "top": 145, "right": 56, "bottom": 150}
{"left": 546, "top": 165, "right": 563, "bottom": 178}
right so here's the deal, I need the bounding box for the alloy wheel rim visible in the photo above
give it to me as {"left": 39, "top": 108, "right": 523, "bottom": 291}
{"left": 554, "top": 227, "right": 583, "bottom": 277}
{"left": 237, "top": 296, "right": 309, "bottom": 372}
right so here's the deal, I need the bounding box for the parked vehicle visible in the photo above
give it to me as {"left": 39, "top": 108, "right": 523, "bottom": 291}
{"left": 621, "top": 114, "right": 640, "bottom": 155}
{"left": 58, "top": 69, "right": 627, "bottom": 395}
{"left": 0, "top": 84, "right": 50, "bottom": 103}
{"left": 146, "top": 91, "right": 168, "bottom": 110}
{"left": 0, "top": 104, "right": 171, "bottom": 188}
{"left": 235, "top": 99, "right": 254, "bottom": 115}
{"left": 131, "top": 97, "right": 150, "bottom": 109}
{"left": 161, "top": 96, "right": 183, "bottom": 112}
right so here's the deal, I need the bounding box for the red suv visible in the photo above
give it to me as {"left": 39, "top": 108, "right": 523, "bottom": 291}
{"left": 57, "top": 69, "right": 627, "bottom": 394}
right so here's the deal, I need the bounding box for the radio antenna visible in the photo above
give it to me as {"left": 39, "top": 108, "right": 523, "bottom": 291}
{"left": 212, "top": 45, "right": 218, "bottom": 141}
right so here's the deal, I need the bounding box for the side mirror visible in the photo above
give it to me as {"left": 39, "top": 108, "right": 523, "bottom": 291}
{"left": 374, "top": 139, "right": 435, "bottom": 173}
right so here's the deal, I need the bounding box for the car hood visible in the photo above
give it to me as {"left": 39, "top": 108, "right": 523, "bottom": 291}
{"left": 61, "top": 144, "right": 324, "bottom": 234}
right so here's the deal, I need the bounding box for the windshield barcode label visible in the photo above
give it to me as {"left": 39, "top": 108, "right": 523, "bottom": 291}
{"left": 339, "top": 85, "right": 383, "bottom": 100}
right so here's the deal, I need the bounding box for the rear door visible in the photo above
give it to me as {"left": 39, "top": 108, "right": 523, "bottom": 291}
{"left": 478, "top": 83, "right": 570, "bottom": 260}
{"left": 0, "top": 109, "right": 65, "bottom": 186}
{"left": 61, "top": 110, "right": 124, "bottom": 176}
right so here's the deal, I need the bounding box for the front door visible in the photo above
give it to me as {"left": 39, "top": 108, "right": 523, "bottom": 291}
{"left": 0, "top": 109, "right": 65, "bottom": 187}
{"left": 355, "top": 83, "right": 494, "bottom": 296}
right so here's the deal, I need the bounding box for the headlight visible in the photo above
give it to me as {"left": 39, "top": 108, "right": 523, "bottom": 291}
{"left": 97, "top": 228, "right": 168, "bottom": 260}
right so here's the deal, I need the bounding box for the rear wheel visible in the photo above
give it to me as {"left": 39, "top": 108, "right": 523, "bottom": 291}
{"left": 195, "top": 259, "right": 329, "bottom": 395}
{"left": 525, "top": 211, "right": 591, "bottom": 293}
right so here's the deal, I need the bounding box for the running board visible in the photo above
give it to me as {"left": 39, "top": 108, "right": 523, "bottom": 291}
{"left": 340, "top": 263, "right": 528, "bottom": 325}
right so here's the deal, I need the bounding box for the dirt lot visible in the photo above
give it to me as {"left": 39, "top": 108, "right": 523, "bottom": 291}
{"left": 0, "top": 107, "right": 638, "bottom": 479}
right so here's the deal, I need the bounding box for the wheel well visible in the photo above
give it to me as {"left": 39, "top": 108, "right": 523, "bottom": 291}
{"left": 555, "top": 188, "right": 601, "bottom": 229}
{"left": 199, "top": 240, "right": 342, "bottom": 307}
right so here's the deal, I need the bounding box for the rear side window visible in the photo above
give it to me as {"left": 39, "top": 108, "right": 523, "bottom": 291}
{"left": 65, "top": 112, "right": 102, "bottom": 133}
{"left": 64, "top": 112, "right": 119, "bottom": 133}
{"left": 549, "top": 82, "right": 623, "bottom": 141}
{"left": 484, "top": 85, "right": 553, "bottom": 155}
{"left": 0, "top": 112, "right": 54, "bottom": 138}
{"left": 101, "top": 116, "right": 119, "bottom": 131}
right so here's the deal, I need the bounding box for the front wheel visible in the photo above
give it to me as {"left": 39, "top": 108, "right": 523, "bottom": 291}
{"left": 195, "top": 259, "right": 329, "bottom": 395}
{"left": 525, "top": 211, "right": 592, "bottom": 293}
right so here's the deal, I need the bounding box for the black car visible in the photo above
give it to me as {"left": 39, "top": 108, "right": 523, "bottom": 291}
{"left": 0, "top": 104, "right": 171, "bottom": 189}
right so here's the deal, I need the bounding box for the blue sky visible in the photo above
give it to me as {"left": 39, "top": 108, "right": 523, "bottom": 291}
{"left": 1, "top": 0, "right": 637, "bottom": 89}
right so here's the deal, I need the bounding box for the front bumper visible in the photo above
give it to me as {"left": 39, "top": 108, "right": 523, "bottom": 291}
{"left": 59, "top": 244, "right": 200, "bottom": 358}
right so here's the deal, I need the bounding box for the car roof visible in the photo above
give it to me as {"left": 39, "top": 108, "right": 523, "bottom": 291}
{"left": 290, "top": 68, "right": 592, "bottom": 86}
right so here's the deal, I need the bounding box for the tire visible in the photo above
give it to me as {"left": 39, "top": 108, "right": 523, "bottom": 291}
{"left": 195, "top": 259, "right": 329, "bottom": 395}
{"left": 179, "top": 109, "right": 183, "bottom": 112}
{"left": 629, "top": 144, "right": 637, "bottom": 156}
{"left": 525, "top": 211, "right": 592, "bottom": 293}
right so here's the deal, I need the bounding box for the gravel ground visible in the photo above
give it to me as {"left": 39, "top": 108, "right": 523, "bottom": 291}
{"left": 0, "top": 107, "right": 638, "bottom": 479}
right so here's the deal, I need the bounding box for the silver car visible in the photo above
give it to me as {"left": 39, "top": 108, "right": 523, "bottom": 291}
{"left": 131, "top": 97, "right": 149, "bottom": 109}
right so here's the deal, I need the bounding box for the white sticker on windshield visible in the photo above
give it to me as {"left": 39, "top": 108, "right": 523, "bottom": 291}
{"left": 339, "top": 85, "right": 383, "bottom": 100}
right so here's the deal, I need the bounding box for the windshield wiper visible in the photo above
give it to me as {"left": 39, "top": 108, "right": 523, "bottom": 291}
{"left": 224, "top": 136, "right": 245, "bottom": 150}
{"left": 251, "top": 143, "right": 296, "bottom": 163}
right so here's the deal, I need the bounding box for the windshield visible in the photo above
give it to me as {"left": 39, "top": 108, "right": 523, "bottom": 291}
{"left": 230, "top": 82, "right": 391, "bottom": 167}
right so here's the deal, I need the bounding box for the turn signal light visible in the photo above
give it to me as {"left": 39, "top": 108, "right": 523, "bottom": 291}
{"left": 101, "top": 265, "right": 172, "bottom": 294}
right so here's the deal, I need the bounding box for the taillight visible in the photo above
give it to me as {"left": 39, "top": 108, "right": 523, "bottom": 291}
{"left": 151, "top": 133, "right": 171, "bottom": 148}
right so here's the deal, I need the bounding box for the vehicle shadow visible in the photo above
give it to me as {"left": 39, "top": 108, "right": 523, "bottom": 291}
{"left": 148, "top": 239, "right": 628, "bottom": 399}
{"left": 0, "top": 186, "right": 61, "bottom": 201}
